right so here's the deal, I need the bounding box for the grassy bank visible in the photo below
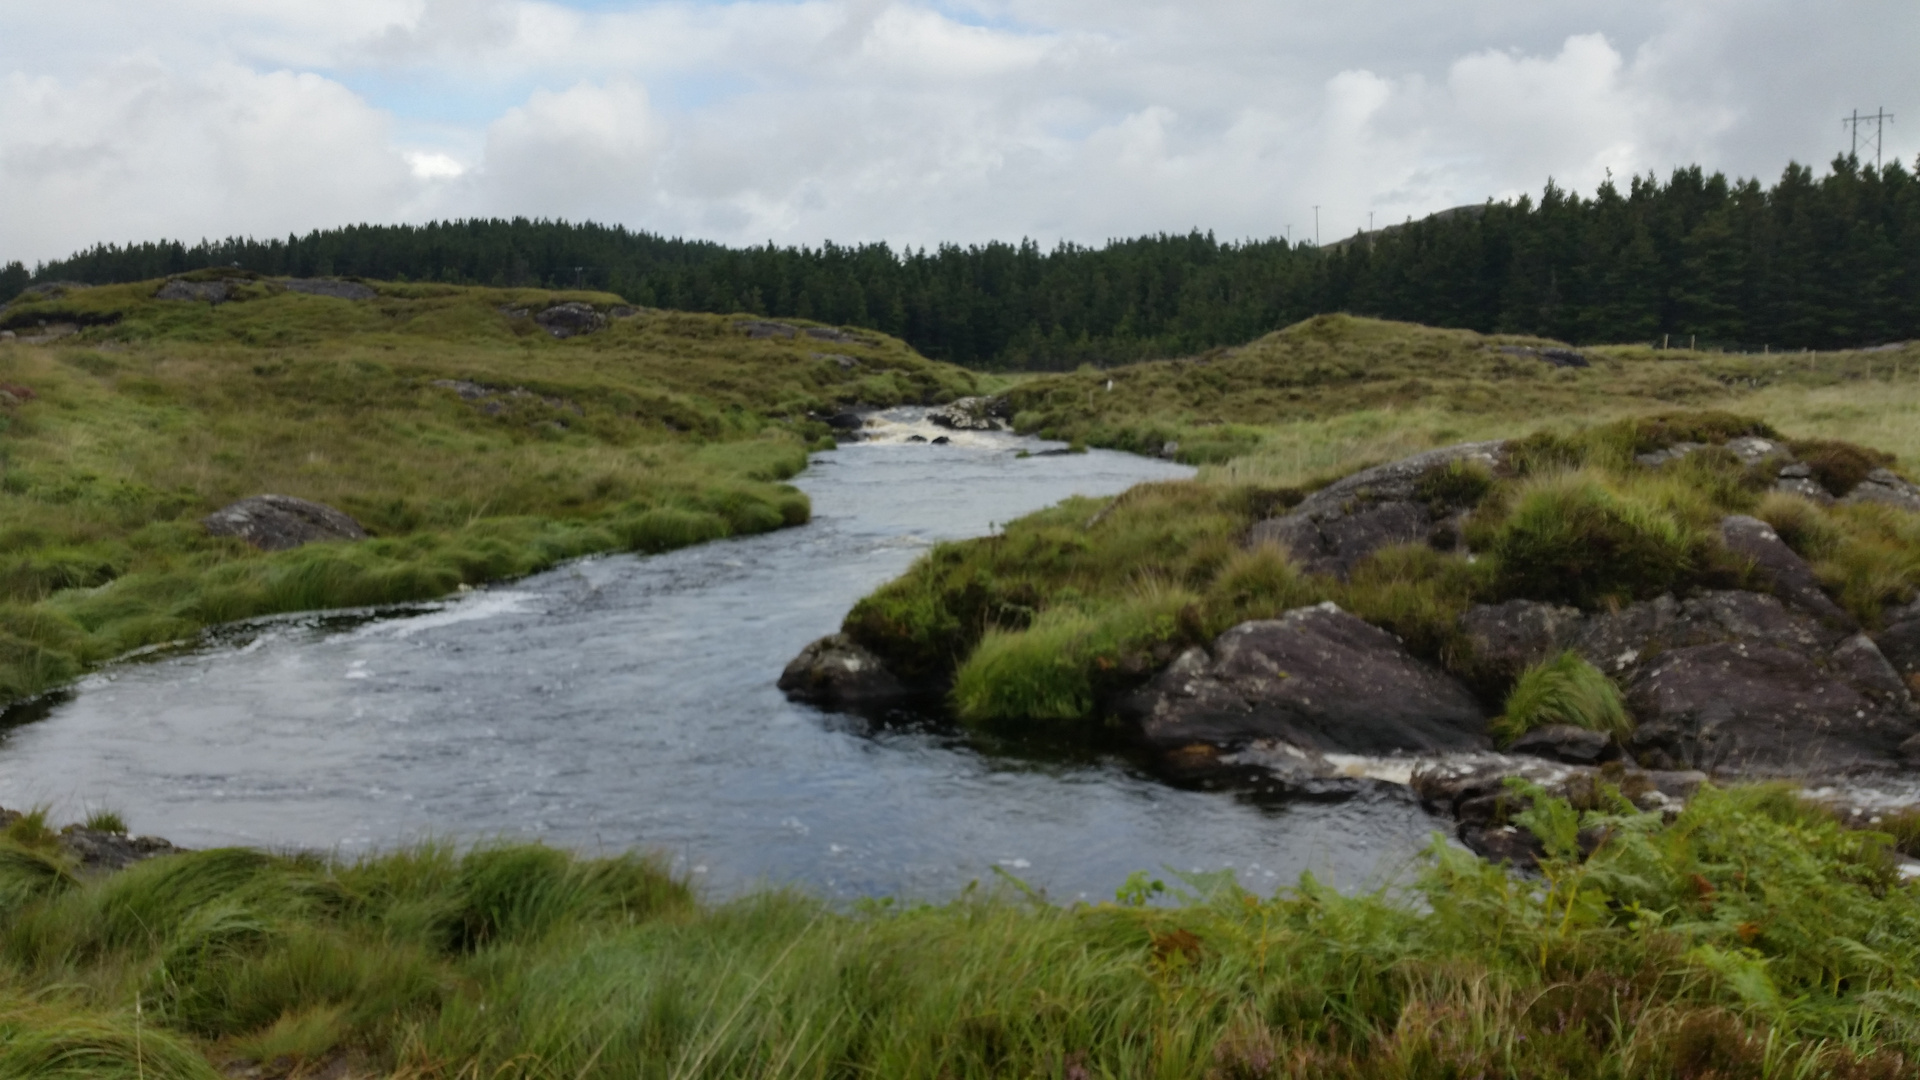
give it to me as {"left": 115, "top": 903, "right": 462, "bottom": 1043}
{"left": 0, "top": 275, "right": 977, "bottom": 704}
{"left": 3, "top": 783, "right": 1918, "bottom": 1078}
{"left": 842, "top": 316, "right": 1920, "bottom": 729}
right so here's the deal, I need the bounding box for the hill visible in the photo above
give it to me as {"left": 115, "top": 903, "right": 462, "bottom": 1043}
{"left": 0, "top": 273, "right": 977, "bottom": 704}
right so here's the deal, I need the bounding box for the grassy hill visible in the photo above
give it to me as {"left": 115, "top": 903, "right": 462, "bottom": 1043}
{"left": 0, "top": 274, "right": 977, "bottom": 704}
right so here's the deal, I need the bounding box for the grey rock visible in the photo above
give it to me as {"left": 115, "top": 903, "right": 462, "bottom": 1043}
{"left": 824, "top": 411, "right": 865, "bottom": 431}
{"left": 1245, "top": 440, "right": 1505, "bottom": 577}
{"left": 1724, "top": 436, "right": 1789, "bottom": 465}
{"left": 535, "top": 302, "right": 607, "bottom": 339}
{"left": 1458, "top": 599, "right": 1584, "bottom": 684}
{"left": 1117, "top": 602, "right": 1490, "bottom": 754}
{"left": 58, "top": 827, "right": 181, "bottom": 874}
{"left": 1508, "top": 724, "right": 1615, "bottom": 764}
{"left": 203, "top": 494, "right": 368, "bottom": 552}
{"left": 931, "top": 435, "right": 951, "bottom": 445}
{"left": 1634, "top": 441, "right": 1705, "bottom": 467}
{"left": 1844, "top": 469, "right": 1920, "bottom": 512}
{"left": 1159, "top": 440, "right": 1180, "bottom": 460}
{"left": 1774, "top": 476, "right": 1834, "bottom": 503}
{"left": 1778, "top": 462, "right": 1813, "bottom": 479}
{"left": 155, "top": 278, "right": 237, "bottom": 302}
{"left": 283, "top": 278, "right": 376, "bottom": 301}
{"left": 778, "top": 633, "right": 914, "bottom": 710}
{"left": 11, "top": 281, "right": 90, "bottom": 302}
{"left": 737, "top": 319, "right": 797, "bottom": 339}
{"left": 1878, "top": 599, "right": 1920, "bottom": 690}
{"left": 1720, "top": 514, "right": 1857, "bottom": 629}
{"left": 927, "top": 397, "right": 1004, "bottom": 431}
{"left": 1540, "top": 347, "right": 1589, "bottom": 368}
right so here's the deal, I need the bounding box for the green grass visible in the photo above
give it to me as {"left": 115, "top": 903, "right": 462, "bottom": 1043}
{"left": 0, "top": 276, "right": 978, "bottom": 703}
{"left": 1489, "top": 651, "right": 1634, "bottom": 747}
{"left": 5, "top": 786, "right": 1920, "bottom": 1076}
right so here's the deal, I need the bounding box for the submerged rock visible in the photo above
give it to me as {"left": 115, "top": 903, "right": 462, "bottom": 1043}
{"left": 203, "top": 494, "right": 368, "bottom": 552}
{"left": 927, "top": 396, "right": 1006, "bottom": 431}
{"left": 778, "top": 633, "right": 916, "bottom": 710}
{"left": 1245, "top": 440, "right": 1505, "bottom": 577}
{"left": 1117, "top": 602, "right": 1490, "bottom": 754}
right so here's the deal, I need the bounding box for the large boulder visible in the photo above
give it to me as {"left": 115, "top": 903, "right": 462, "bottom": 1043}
{"left": 1846, "top": 468, "right": 1920, "bottom": 512}
{"left": 1246, "top": 441, "right": 1505, "bottom": 577}
{"left": 1458, "top": 588, "right": 1918, "bottom": 776}
{"left": 778, "top": 634, "right": 916, "bottom": 711}
{"left": 203, "top": 494, "right": 368, "bottom": 551}
{"left": 1117, "top": 602, "right": 1490, "bottom": 754}
{"left": 534, "top": 302, "right": 607, "bottom": 339}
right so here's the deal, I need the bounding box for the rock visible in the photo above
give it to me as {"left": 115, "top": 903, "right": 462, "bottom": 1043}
{"left": 11, "top": 281, "right": 89, "bottom": 302}
{"left": 802, "top": 326, "right": 858, "bottom": 343}
{"left": 608, "top": 305, "right": 641, "bottom": 318}
{"left": 778, "top": 634, "right": 915, "bottom": 710}
{"left": 283, "top": 278, "right": 376, "bottom": 301}
{"left": 1508, "top": 724, "right": 1615, "bottom": 764}
{"left": 1774, "top": 476, "right": 1834, "bottom": 503}
{"left": 927, "top": 397, "right": 1004, "bottom": 431}
{"left": 1541, "top": 348, "right": 1589, "bottom": 368}
{"left": 534, "top": 302, "right": 607, "bottom": 339}
{"left": 1457, "top": 599, "right": 1584, "bottom": 684}
{"left": 1625, "top": 634, "right": 1917, "bottom": 775}
{"left": 737, "top": 319, "right": 797, "bottom": 339}
{"left": 1720, "top": 515, "right": 1857, "bottom": 629}
{"left": 1844, "top": 468, "right": 1920, "bottom": 512}
{"left": 1634, "top": 441, "right": 1705, "bottom": 467}
{"left": 155, "top": 278, "right": 237, "bottom": 302}
{"left": 203, "top": 494, "right": 368, "bottom": 552}
{"left": 0, "top": 331, "right": 14, "bottom": 342}
{"left": 906, "top": 435, "right": 927, "bottom": 443}
{"left": 824, "top": 411, "right": 865, "bottom": 431}
{"left": 1159, "top": 441, "right": 1180, "bottom": 460}
{"left": 1413, "top": 757, "right": 1707, "bottom": 864}
{"left": 1724, "top": 436, "right": 1789, "bottom": 465}
{"left": 1878, "top": 599, "right": 1920, "bottom": 694}
{"left": 58, "top": 826, "right": 181, "bottom": 874}
{"left": 931, "top": 435, "right": 951, "bottom": 445}
{"left": 1117, "top": 602, "right": 1490, "bottom": 753}
{"left": 1779, "top": 462, "right": 1813, "bottom": 478}
{"left": 1246, "top": 441, "right": 1505, "bottom": 577}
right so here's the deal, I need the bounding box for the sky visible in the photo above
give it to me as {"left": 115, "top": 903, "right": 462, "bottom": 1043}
{"left": 1, "top": 0, "right": 1916, "bottom": 266}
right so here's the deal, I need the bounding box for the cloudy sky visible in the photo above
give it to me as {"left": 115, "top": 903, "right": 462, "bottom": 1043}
{"left": 1, "top": 1, "right": 1915, "bottom": 265}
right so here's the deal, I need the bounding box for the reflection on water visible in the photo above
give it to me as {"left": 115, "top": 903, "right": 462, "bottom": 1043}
{"left": 0, "top": 420, "right": 1447, "bottom": 900}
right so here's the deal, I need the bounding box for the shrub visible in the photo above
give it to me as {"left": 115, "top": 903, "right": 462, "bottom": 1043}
{"left": 1489, "top": 472, "right": 1697, "bottom": 608}
{"left": 1489, "top": 651, "right": 1632, "bottom": 747}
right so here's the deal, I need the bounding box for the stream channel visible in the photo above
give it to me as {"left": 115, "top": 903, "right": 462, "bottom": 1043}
{"left": 0, "top": 411, "right": 1447, "bottom": 902}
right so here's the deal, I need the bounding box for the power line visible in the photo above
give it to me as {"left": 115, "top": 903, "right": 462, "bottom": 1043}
{"left": 1843, "top": 107, "right": 1894, "bottom": 168}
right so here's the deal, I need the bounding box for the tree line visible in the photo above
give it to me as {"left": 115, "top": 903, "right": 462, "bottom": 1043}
{"left": 5, "top": 156, "right": 1915, "bottom": 368}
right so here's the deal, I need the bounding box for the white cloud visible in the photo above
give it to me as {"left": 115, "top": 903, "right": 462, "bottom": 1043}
{"left": 0, "top": 0, "right": 1914, "bottom": 263}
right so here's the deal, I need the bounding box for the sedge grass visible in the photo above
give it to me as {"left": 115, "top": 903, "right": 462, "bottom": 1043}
{"left": 4, "top": 786, "right": 1920, "bottom": 1076}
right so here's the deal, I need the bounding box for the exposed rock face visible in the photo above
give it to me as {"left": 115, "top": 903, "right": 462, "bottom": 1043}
{"left": 1117, "top": 603, "right": 1490, "bottom": 754}
{"left": 284, "top": 278, "right": 376, "bottom": 301}
{"left": 1497, "top": 345, "right": 1589, "bottom": 368}
{"left": 203, "top": 494, "right": 368, "bottom": 552}
{"left": 1720, "top": 514, "right": 1858, "bottom": 629}
{"left": 534, "top": 302, "right": 607, "bottom": 338}
{"left": 1246, "top": 441, "right": 1506, "bottom": 577}
{"left": 1508, "top": 724, "right": 1616, "bottom": 765}
{"left": 1457, "top": 587, "right": 1918, "bottom": 776}
{"left": 778, "top": 633, "right": 916, "bottom": 710}
{"left": 927, "top": 397, "right": 1006, "bottom": 431}
{"left": 0, "top": 808, "right": 180, "bottom": 875}
{"left": 1879, "top": 599, "right": 1920, "bottom": 694}
{"left": 155, "top": 278, "right": 238, "bottom": 302}
{"left": 1846, "top": 469, "right": 1920, "bottom": 512}
{"left": 737, "top": 319, "right": 797, "bottom": 339}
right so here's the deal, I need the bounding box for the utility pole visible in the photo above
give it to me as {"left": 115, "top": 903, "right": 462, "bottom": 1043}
{"left": 574, "top": 266, "right": 586, "bottom": 288}
{"left": 1844, "top": 108, "right": 1895, "bottom": 168}
{"left": 1368, "top": 211, "right": 1374, "bottom": 233}
{"left": 1313, "top": 206, "right": 1320, "bottom": 247}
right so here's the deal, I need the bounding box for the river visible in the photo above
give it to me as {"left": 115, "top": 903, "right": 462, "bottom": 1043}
{"left": 0, "top": 411, "right": 1446, "bottom": 901}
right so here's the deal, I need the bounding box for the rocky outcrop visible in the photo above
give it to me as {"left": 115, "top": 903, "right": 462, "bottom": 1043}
{"left": 927, "top": 397, "right": 1010, "bottom": 432}
{"left": 1632, "top": 436, "right": 1920, "bottom": 508}
{"left": 1498, "top": 345, "right": 1589, "bottom": 369}
{"left": 1414, "top": 758, "right": 1707, "bottom": 864}
{"left": 203, "top": 494, "right": 368, "bottom": 551}
{"left": 1117, "top": 602, "right": 1490, "bottom": 754}
{"left": 284, "top": 278, "right": 376, "bottom": 301}
{"left": 1879, "top": 599, "right": 1920, "bottom": 695}
{"left": 155, "top": 278, "right": 240, "bottom": 302}
{"left": 0, "top": 807, "right": 180, "bottom": 875}
{"left": 737, "top": 319, "right": 796, "bottom": 339}
{"left": 1720, "top": 514, "right": 1858, "bottom": 629}
{"left": 1847, "top": 469, "right": 1920, "bottom": 512}
{"left": 1246, "top": 441, "right": 1505, "bottom": 576}
{"left": 1458, "top": 587, "right": 1918, "bottom": 776}
{"left": 778, "top": 634, "right": 918, "bottom": 711}
{"left": 534, "top": 302, "right": 607, "bottom": 339}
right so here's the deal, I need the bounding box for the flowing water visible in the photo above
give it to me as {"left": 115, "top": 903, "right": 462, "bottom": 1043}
{"left": 0, "top": 411, "right": 1448, "bottom": 901}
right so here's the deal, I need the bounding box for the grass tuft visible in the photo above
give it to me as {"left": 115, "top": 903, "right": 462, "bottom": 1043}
{"left": 1489, "top": 651, "right": 1632, "bottom": 747}
{"left": 1488, "top": 471, "right": 1698, "bottom": 608}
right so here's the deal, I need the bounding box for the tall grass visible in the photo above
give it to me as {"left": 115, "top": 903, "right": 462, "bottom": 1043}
{"left": 1490, "top": 651, "right": 1633, "bottom": 747}
{"left": 4, "top": 786, "right": 1920, "bottom": 1076}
